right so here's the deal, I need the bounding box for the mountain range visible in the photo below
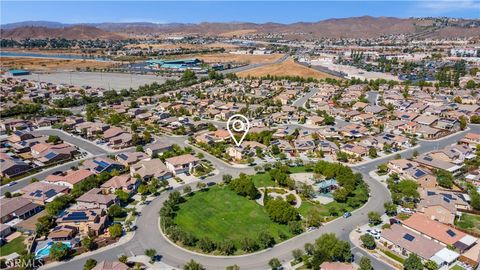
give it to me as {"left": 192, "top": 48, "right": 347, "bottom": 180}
{"left": 1, "top": 17, "right": 479, "bottom": 40}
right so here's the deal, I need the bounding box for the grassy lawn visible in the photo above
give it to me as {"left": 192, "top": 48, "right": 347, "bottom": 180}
{"left": 0, "top": 236, "right": 26, "bottom": 256}
{"left": 381, "top": 249, "right": 405, "bottom": 263}
{"left": 288, "top": 166, "right": 308, "bottom": 174}
{"left": 455, "top": 213, "right": 480, "bottom": 235}
{"left": 252, "top": 173, "right": 276, "bottom": 187}
{"left": 174, "top": 186, "right": 292, "bottom": 249}
{"left": 450, "top": 265, "right": 466, "bottom": 270}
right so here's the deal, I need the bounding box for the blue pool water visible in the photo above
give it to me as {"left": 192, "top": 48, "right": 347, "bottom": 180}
{"left": 35, "top": 241, "right": 72, "bottom": 259}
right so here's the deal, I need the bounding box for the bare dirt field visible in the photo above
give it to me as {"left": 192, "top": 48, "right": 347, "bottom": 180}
{"left": 236, "top": 58, "right": 336, "bottom": 79}
{"left": 1, "top": 57, "right": 117, "bottom": 71}
{"left": 125, "top": 42, "right": 239, "bottom": 50}
{"left": 196, "top": 53, "right": 285, "bottom": 64}
{"left": 219, "top": 29, "right": 258, "bottom": 37}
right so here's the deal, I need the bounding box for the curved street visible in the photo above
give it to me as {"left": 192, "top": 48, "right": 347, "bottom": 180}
{"left": 15, "top": 124, "right": 479, "bottom": 270}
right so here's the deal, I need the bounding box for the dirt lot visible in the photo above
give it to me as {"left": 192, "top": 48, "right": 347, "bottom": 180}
{"left": 1, "top": 57, "right": 117, "bottom": 71}
{"left": 125, "top": 42, "right": 239, "bottom": 50}
{"left": 219, "top": 29, "right": 258, "bottom": 37}
{"left": 196, "top": 53, "right": 285, "bottom": 64}
{"left": 236, "top": 58, "right": 336, "bottom": 79}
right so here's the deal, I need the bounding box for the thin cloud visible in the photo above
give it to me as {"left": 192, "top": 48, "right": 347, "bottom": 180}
{"left": 417, "top": 0, "right": 480, "bottom": 14}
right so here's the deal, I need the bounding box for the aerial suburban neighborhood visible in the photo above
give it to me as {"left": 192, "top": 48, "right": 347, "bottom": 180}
{"left": 0, "top": 1, "right": 480, "bottom": 270}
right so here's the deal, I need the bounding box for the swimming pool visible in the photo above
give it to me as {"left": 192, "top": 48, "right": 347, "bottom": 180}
{"left": 35, "top": 241, "right": 72, "bottom": 259}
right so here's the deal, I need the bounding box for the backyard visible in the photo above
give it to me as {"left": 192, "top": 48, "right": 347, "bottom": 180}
{"left": 174, "top": 186, "right": 292, "bottom": 250}
{"left": 455, "top": 213, "right": 480, "bottom": 235}
{"left": 0, "top": 236, "right": 26, "bottom": 256}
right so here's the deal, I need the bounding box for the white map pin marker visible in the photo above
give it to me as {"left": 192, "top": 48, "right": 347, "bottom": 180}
{"left": 227, "top": 114, "right": 250, "bottom": 147}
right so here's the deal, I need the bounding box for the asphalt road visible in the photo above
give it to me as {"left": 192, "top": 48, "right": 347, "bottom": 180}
{"left": 24, "top": 125, "right": 480, "bottom": 270}
{"left": 292, "top": 87, "right": 319, "bottom": 108}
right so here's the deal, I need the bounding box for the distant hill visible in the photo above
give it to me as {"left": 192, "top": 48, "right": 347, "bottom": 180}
{"left": 2, "top": 17, "right": 479, "bottom": 40}
{"left": 1, "top": 21, "right": 68, "bottom": 29}
{"left": 0, "top": 25, "right": 127, "bottom": 40}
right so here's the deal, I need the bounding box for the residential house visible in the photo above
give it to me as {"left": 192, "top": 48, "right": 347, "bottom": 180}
{"left": 319, "top": 262, "right": 355, "bottom": 270}
{"left": 144, "top": 142, "right": 173, "bottom": 157}
{"left": 0, "top": 153, "right": 32, "bottom": 178}
{"left": 76, "top": 188, "right": 117, "bottom": 210}
{"left": 101, "top": 174, "right": 140, "bottom": 195}
{"left": 417, "top": 190, "right": 470, "bottom": 225}
{"left": 459, "top": 133, "right": 480, "bottom": 149}
{"left": 380, "top": 224, "right": 459, "bottom": 268}
{"left": 91, "top": 261, "right": 129, "bottom": 270}
{"left": 82, "top": 157, "right": 124, "bottom": 174}
{"left": 56, "top": 208, "right": 107, "bottom": 235}
{"left": 115, "top": 152, "right": 149, "bottom": 166}
{"left": 47, "top": 225, "right": 77, "bottom": 241}
{"left": 20, "top": 182, "right": 69, "bottom": 205}
{"left": 401, "top": 213, "right": 477, "bottom": 252}
{"left": 414, "top": 154, "right": 462, "bottom": 175}
{"left": 45, "top": 169, "right": 94, "bottom": 189}
{"left": 130, "top": 159, "right": 172, "bottom": 180}
{"left": 0, "top": 197, "right": 43, "bottom": 223}
{"left": 165, "top": 154, "right": 200, "bottom": 175}
{"left": 31, "top": 143, "right": 77, "bottom": 164}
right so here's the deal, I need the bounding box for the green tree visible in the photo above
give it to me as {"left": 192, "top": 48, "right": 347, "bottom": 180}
{"left": 218, "top": 240, "right": 236, "bottom": 255}
{"left": 228, "top": 174, "right": 259, "bottom": 199}
{"left": 292, "top": 249, "right": 304, "bottom": 262}
{"left": 384, "top": 201, "right": 397, "bottom": 216}
{"left": 268, "top": 258, "right": 282, "bottom": 270}
{"left": 115, "top": 190, "right": 130, "bottom": 204}
{"left": 83, "top": 259, "right": 97, "bottom": 270}
{"left": 145, "top": 248, "right": 157, "bottom": 263}
{"left": 360, "top": 234, "right": 376, "bottom": 250}
{"left": 183, "top": 259, "right": 205, "bottom": 270}
{"left": 183, "top": 185, "right": 192, "bottom": 194}
{"left": 368, "top": 211, "right": 382, "bottom": 225}
{"left": 197, "top": 237, "right": 216, "bottom": 253}
{"left": 459, "top": 116, "right": 468, "bottom": 130}
{"left": 108, "top": 223, "right": 123, "bottom": 238}
{"left": 47, "top": 135, "right": 61, "bottom": 144}
{"left": 226, "top": 265, "right": 240, "bottom": 270}
{"left": 35, "top": 215, "right": 56, "bottom": 236}
{"left": 50, "top": 242, "right": 70, "bottom": 261}
{"left": 424, "top": 260, "right": 438, "bottom": 270}
{"left": 403, "top": 253, "right": 423, "bottom": 270}
{"left": 436, "top": 169, "right": 454, "bottom": 189}
{"left": 359, "top": 257, "right": 373, "bottom": 270}
{"left": 81, "top": 236, "right": 97, "bottom": 251}
{"left": 258, "top": 231, "right": 276, "bottom": 249}
{"left": 222, "top": 174, "right": 233, "bottom": 184}
{"left": 368, "top": 148, "right": 378, "bottom": 158}
{"left": 265, "top": 198, "right": 299, "bottom": 224}
{"left": 107, "top": 204, "right": 127, "bottom": 218}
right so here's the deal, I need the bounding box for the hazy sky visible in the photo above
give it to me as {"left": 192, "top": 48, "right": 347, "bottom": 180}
{"left": 1, "top": 1, "right": 479, "bottom": 24}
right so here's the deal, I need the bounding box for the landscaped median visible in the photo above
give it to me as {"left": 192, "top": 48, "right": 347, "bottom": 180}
{"left": 158, "top": 161, "right": 370, "bottom": 255}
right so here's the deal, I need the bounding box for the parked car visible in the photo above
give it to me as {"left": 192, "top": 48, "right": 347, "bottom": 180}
{"left": 7, "top": 181, "right": 17, "bottom": 187}
{"left": 343, "top": 212, "right": 352, "bottom": 218}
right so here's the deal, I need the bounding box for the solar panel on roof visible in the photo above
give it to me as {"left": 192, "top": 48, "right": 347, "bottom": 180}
{"left": 414, "top": 170, "right": 426, "bottom": 178}
{"left": 446, "top": 229, "right": 456, "bottom": 237}
{"left": 403, "top": 233, "right": 415, "bottom": 241}
{"left": 443, "top": 197, "right": 451, "bottom": 203}
{"left": 427, "top": 191, "right": 436, "bottom": 196}
{"left": 44, "top": 152, "right": 58, "bottom": 159}
{"left": 118, "top": 154, "right": 128, "bottom": 160}
{"left": 424, "top": 156, "right": 433, "bottom": 161}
